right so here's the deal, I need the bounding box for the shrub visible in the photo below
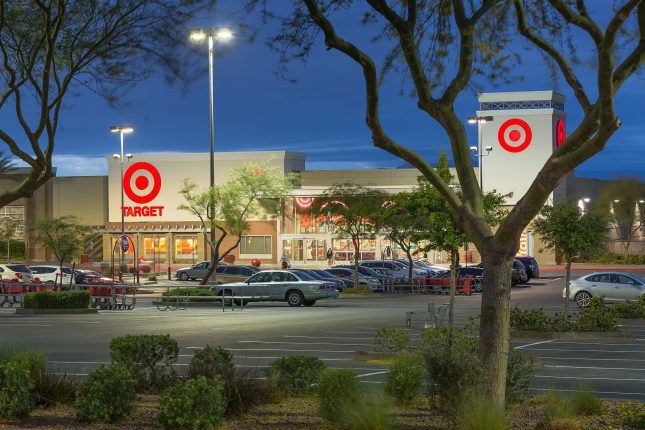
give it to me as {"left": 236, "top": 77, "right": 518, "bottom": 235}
{"left": 156, "top": 375, "right": 226, "bottom": 430}
{"left": 340, "top": 393, "right": 391, "bottom": 430}
{"left": 75, "top": 364, "right": 136, "bottom": 423}
{"left": 0, "top": 347, "right": 47, "bottom": 379}
{"left": 613, "top": 297, "right": 645, "bottom": 319}
{"left": 162, "top": 287, "right": 215, "bottom": 297}
{"left": 619, "top": 401, "right": 645, "bottom": 429}
{"left": 318, "top": 368, "right": 361, "bottom": 423}
{"left": 373, "top": 326, "right": 411, "bottom": 354}
{"left": 510, "top": 306, "right": 552, "bottom": 331}
{"left": 541, "top": 391, "right": 576, "bottom": 422}
{"left": 267, "top": 355, "right": 325, "bottom": 395}
{"left": 109, "top": 334, "right": 178, "bottom": 391}
{"left": 535, "top": 417, "right": 581, "bottom": 430}
{"left": 570, "top": 387, "right": 602, "bottom": 416}
{"left": 24, "top": 291, "right": 90, "bottom": 309}
{"left": 505, "top": 347, "right": 533, "bottom": 404}
{"left": 224, "top": 368, "right": 279, "bottom": 417}
{"left": 575, "top": 297, "right": 618, "bottom": 332}
{"left": 187, "top": 345, "right": 234, "bottom": 380}
{"left": 0, "top": 359, "right": 35, "bottom": 419}
{"left": 458, "top": 394, "right": 507, "bottom": 430}
{"left": 343, "top": 285, "right": 373, "bottom": 295}
{"left": 34, "top": 371, "right": 79, "bottom": 407}
{"left": 384, "top": 353, "right": 425, "bottom": 404}
{"left": 148, "top": 273, "right": 158, "bottom": 282}
{"left": 550, "top": 313, "right": 576, "bottom": 332}
{"left": 420, "top": 326, "right": 483, "bottom": 412}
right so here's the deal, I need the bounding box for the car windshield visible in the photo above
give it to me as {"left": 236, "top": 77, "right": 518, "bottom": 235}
{"left": 313, "top": 270, "right": 335, "bottom": 279}
{"left": 8, "top": 264, "right": 30, "bottom": 272}
{"left": 359, "top": 267, "right": 380, "bottom": 277}
{"left": 62, "top": 268, "right": 73, "bottom": 274}
{"left": 291, "top": 270, "right": 315, "bottom": 280}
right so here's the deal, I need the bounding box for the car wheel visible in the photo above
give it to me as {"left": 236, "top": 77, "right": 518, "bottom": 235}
{"left": 178, "top": 272, "right": 189, "bottom": 281}
{"left": 218, "top": 290, "right": 233, "bottom": 306}
{"left": 303, "top": 299, "right": 316, "bottom": 307}
{"left": 575, "top": 291, "right": 592, "bottom": 308}
{"left": 287, "top": 290, "right": 304, "bottom": 307}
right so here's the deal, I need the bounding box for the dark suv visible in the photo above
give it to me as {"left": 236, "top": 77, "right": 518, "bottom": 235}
{"left": 512, "top": 260, "right": 528, "bottom": 286}
{"left": 515, "top": 256, "right": 539, "bottom": 280}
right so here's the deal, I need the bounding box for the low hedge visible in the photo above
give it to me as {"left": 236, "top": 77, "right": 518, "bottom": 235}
{"left": 161, "top": 288, "right": 216, "bottom": 303}
{"left": 24, "top": 291, "right": 90, "bottom": 309}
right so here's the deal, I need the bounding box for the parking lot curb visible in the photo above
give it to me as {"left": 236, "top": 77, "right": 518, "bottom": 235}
{"left": 511, "top": 330, "right": 633, "bottom": 340}
{"left": 16, "top": 308, "right": 98, "bottom": 315}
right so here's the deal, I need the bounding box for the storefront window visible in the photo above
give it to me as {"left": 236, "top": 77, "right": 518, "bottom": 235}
{"left": 240, "top": 235, "right": 272, "bottom": 256}
{"left": 332, "top": 239, "right": 375, "bottom": 262}
{"left": 143, "top": 236, "right": 167, "bottom": 259}
{"left": 282, "top": 239, "right": 327, "bottom": 263}
{"left": 174, "top": 235, "right": 198, "bottom": 260}
{"left": 294, "top": 197, "right": 334, "bottom": 234}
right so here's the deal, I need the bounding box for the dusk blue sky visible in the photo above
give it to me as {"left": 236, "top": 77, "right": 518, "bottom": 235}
{"left": 3, "top": 3, "right": 644, "bottom": 179}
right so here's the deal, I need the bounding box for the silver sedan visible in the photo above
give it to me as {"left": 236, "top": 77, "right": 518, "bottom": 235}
{"left": 212, "top": 270, "right": 339, "bottom": 307}
{"left": 564, "top": 272, "right": 645, "bottom": 307}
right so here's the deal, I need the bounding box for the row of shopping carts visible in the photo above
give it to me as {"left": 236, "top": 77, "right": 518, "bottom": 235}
{"left": 0, "top": 282, "right": 136, "bottom": 310}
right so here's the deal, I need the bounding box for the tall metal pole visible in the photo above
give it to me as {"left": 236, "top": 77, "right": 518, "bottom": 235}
{"left": 208, "top": 34, "right": 216, "bottom": 266}
{"left": 119, "top": 130, "right": 125, "bottom": 281}
{"left": 478, "top": 125, "right": 483, "bottom": 191}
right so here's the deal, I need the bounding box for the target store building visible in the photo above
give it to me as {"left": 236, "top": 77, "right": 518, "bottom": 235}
{"left": 7, "top": 90, "right": 630, "bottom": 267}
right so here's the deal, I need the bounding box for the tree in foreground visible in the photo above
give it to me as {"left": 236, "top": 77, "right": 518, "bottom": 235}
{"left": 245, "top": 0, "right": 645, "bottom": 408}
{"left": 533, "top": 201, "right": 608, "bottom": 315}
{"left": 0, "top": 0, "right": 212, "bottom": 209}
{"left": 310, "top": 183, "right": 386, "bottom": 288}
{"left": 30, "top": 216, "right": 89, "bottom": 286}
{"left": 178, "top": 162, "right": 294, "bottom": 285}
{"left": 596, "top": 179, "right": 645, "bottom": 261}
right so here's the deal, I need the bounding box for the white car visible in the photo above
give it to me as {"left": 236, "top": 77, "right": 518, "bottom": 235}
{"left": 29, "top": 265, "right": 76, "bottom": 285}
{"left": 0, "top": 263, "right": 34, "bottom": 282}
{"left": 564, "top": 272, "right": 645, "bottom": 307}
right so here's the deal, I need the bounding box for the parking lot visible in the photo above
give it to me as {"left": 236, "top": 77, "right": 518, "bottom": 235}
{"left": 2, "top": 268, "right": 644, "bottom": 401}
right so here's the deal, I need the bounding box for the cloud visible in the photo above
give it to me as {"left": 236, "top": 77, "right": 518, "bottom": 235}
{"left": 11, "top": 155, "right": 108, "bottom": 177}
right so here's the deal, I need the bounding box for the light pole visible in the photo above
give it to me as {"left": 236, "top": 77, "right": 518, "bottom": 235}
{"left": 578, "top": 197, "right": 591, "bottom": 214}
{"left": 189, "top": 27, "right": 233, "bottom": 267}
{"left": 111, "top": 125, "right": 134, "bottom": 280}
{"left": 467, "top": 115, "right": 493, "bottom": 191}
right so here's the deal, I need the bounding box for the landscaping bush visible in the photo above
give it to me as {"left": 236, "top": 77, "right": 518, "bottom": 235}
{"left": 0, "top": 346, "right": 47, "bottom": 379}
{"left": 384, "top": 353, "right": 425, "bottom": 404}
{"left": 340, "top": 393, "right": 391, "bottom": 430}
{"left": 34, "top": 371, "right": 79, "bottom": 407}
{"left": 373, "top": 326, "right": 411, "bottom": 353}
{"left": 224, "top": 368, "right": 279, "bottom": 417}
{"left": 570, "top": 387, "right": 602, "bottom": 416}
{"left": 24, "top": 291, "right": 90, "bottom": 309}
{"left": 0, "top": 359, "right": 35, "bottom": 419}
{"left": 148, "top": 273, "right": 158, "bottom": 282}
{"left": 161, "top": 288, "right": 215, "bottom": 303}
{"left": 575, "top": 297, "right": 618, "bottom": 332}
{"left": 109, "top": 334, "right": 178, "bottom": 391}
{"left": 267, "top": 355, "right": 325, "bottom": 395}
{"left": 187, "top": 345, "right": 234, "bottom": 380}
{"left": 505, "top": 346, "right": 533, "bottom": 404}
{"left": 318, "top": 368, "right": 361, "bottom": 423}
{"left": 618, "top": 401, "right": 645, "bottom": 429}
{"left": 510, "top": 306, "right": 553, "bottom": 331}
{"left": 613, "top": 296, "right": 645, "bottom": 319}
{"left": 75, "top": 364, "right": 136, "bottom": 423}
{"left": 343, "top": 285, "right": 373, "bottom": 295}
{"left": 458, "top": 394, "right": 507, "bottom": 430}
{"left": 156, "top": 375, "right": 226, "bottom": 430}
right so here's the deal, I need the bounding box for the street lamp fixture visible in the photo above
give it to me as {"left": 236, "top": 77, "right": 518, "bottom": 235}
{"left": 467, "top": 115, "right": 494, "bottom": 191}
{"left": 110, "top": 125, "right": 134, "bottom": 281}
{"left": 579, "top": 197, "right": 591, "bottom": 214}
{"left": 189, "top": 26, "right": 234, "bottom": 267}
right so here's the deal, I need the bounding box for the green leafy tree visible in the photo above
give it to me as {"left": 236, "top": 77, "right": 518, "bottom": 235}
{"left": 30, "top": 216, "right": 89, "bottom": 285}
{"left": 0, "top": 216, "right": 17, "bottom": 259}
{"left": 178, "top": 162, "right": 294, "bottom": 285}
{"left": 0, "top": 1, "right": 213, "bottom": 209}
{"left": 533, "top": 202, "right": 608, "bottom": 315}
{"left": 596, "top": 179, "right": 645, "bottom": 260}
{"left": 245, "top": 0, "right": 645, "bottom": 407}
{"left": 311, "top": 183, "right": 386, "bottom": 287}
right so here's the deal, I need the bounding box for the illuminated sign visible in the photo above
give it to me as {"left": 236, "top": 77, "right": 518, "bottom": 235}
{"left": 556, "top": 119, "right": 566, "bottom": 148}
{"left": 498, "top": 118, "right": 533, "bottom": 153}
{"left": 122, "top": 162, "right": 164, "bottom": 217}
{"left": 516, "top": 231, "right": 528, "bottom": 257}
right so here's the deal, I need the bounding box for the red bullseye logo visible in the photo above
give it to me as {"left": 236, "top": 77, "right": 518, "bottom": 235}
{"left": 498, "top": 118, "right": 532, "bottom": 153}
{"left": 556, "top": 119, "right": 566, "bottom": 148}
{"left": 123, "top": 162, "right": 161, "bottom": 204}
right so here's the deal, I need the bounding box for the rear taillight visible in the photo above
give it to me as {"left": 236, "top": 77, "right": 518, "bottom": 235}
{"left": 16, "top": 273, "right": 22, "bottom": 279}
{"left": 319, "top": 285, "right": 327, "bottom": 289}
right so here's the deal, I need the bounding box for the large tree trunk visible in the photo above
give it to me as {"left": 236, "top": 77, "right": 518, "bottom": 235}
{"left": 479, "top": 248, "right": 514, "bottom": 410}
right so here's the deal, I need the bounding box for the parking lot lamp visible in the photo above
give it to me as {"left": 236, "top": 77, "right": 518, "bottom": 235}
{"left": 467, "top": 115, "right": 494, "bottom": 191}
{"left": 111, "top": 125, "right": 134, "bottom": 280}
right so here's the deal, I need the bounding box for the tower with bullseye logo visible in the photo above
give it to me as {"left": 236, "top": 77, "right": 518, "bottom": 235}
{"left": 475, "top": 91, "right": 566, "bottom": 205}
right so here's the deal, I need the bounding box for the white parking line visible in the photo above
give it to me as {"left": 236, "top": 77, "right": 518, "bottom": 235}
{"left": 543, "top": 277, "right": 563, "bottom": 283}
{"left": 540, "top": 356, "right": 645, "bottom": 362}
{"left": 49, "top": 361, "right": 109, "bottom": 364}
{"left": 357, "top": 370, "right": 390, "bottom": 378}
{"left": 234, "top": 356, "right": 352, "bottom": 361}
{"left": 523, "top": 347, "right": 645, "bottom": 353}
{"left": 530, "top": 387, "right": 645, "bottom": 396}
{"left": 543, "top": 364, "right": 645, "bottom": 371}
{"left": 226, "top": 348, "right": 355, "bottom": 353}
{"left": 515, "top": 340, "right": 553, "bottom": 350}
{"left": 238, "top": 340, "right": 372, "bottom": 347}
{"left": 536, "top": 375, "right": 645, "bottom": 382}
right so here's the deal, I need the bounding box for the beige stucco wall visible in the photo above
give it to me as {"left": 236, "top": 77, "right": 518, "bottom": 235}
{"left": 53, "top": 176, "right": 107, "bottom": 225}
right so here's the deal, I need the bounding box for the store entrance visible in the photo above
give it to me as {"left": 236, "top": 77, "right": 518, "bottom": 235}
{"left": 282, "top": 238, "right": 328, "bottom": 264}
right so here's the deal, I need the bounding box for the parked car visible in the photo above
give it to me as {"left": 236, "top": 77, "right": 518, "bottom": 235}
{"left": 298, "top": 269, "right": 347, "bottom": 292}
{"left": 212, "top": 265, "right": 261, "bottom": 284}
{"left": 396, "top": 259, "right": 438, "bottom": 277}
{"left": 325, "top": 267, "right": 381, "bottom": 291}
{"left": 515, "top": 256, "right": 540, "bottom": 279}
{"left": 333, "top": 264, "right": 395, "bottom": 286}
{"left": 176, "top": 261, "right": 211, "bottom": 281}
{"left": 360, "top": 260, "right": 414, "bottom": 280}
{"left": 565, "top": 272, "right": 645, "bottom": 307}
{"left": 512, "top": 260, "right": 528, "bottom": 286}
{"left": 74, "top": 270, "right": 123, "bottom": 285}
{"left": 30, "top": 265, "right": 75, "bottom": 285}
{"left": 311, "top": 269, "right": 354, "bottom": 289}
{"left": 211, "top": 270, "right": 338, "bottom": 307}
{"left": 0, "top": 263, "right": 34, "bottom": 282}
